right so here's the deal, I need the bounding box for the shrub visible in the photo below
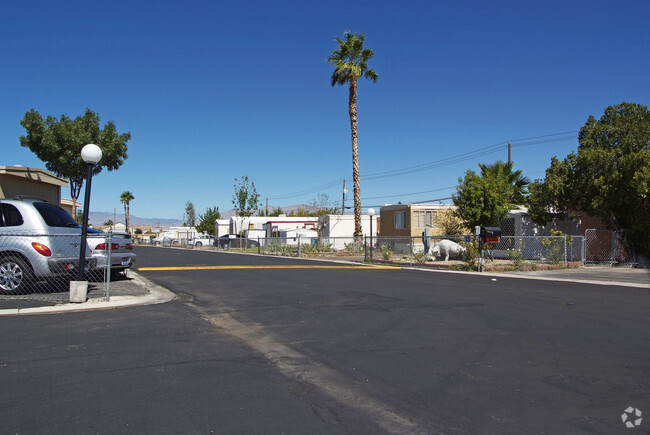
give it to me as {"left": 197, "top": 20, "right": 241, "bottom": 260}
{"left": 460, "top": 240, "right": 479, "bottom": 267}
{"left": 541, "top": 230, "right": 570, "bottom": 264}
{"left": 303, "top": 241, "right": 332, "bottom": 253}
{"left": 413, "top": 251, "right": 428, "bottom": 264}
{"left": 507, "top": 249, "right": 525, "bottom": 271}
{"left": 344, "top": 241, "right": 363, "bottom": 253}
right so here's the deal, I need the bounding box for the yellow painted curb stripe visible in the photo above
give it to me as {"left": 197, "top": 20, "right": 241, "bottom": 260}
{"left": 138, "top": 265, "right": 401, "bottom": 271}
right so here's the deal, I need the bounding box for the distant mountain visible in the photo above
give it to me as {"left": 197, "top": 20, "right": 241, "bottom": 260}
{"left": 89, "top": 204, "right": 316, "bottom": 228}
{"left": 89, "top": 212, "right": 182, "bottom": 228}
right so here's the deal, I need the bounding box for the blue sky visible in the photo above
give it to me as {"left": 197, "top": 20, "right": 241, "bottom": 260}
{"left": 2, "top": 0, "right": 648, "bottom": 220}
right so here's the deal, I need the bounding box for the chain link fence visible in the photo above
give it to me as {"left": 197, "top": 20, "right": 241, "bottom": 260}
{"left": 152, "top": 229, "right": 642, "bottom": 269}
{"left": 0, "top": 232, "right": 118, "bottom": 302}
{"left": 255, "top": 236, "right": 362, "bottom": 256}
{"left": 366, "top": 235, "right": 584, "bottom": 267}
{"left": 584, "top": 229, "right": 637, "bottom": 266}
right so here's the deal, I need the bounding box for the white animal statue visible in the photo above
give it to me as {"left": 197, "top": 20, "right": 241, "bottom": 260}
{"left": 431, "top": 239, "right": 467, "bottom": 261}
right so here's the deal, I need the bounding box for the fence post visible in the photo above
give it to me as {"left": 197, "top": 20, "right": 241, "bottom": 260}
{"left": 564, "top": 236, "right": 568, "bottom": 266}
{"left": 610, "top": 231, "right": 616, "bottom": 265}
{"left": 106, "top": 230, "right": 112, "bottom": 302}
{"left": 297, "top": 235, "right": 302, "bottom": 256}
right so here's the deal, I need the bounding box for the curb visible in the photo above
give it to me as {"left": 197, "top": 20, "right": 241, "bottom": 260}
{"left": 0, "top": 271, "right": 176, "bottom": 317}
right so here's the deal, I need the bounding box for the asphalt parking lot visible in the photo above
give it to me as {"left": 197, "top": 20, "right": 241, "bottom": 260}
{"left": 1, "top": 248, "right": 648, "bottom": 433}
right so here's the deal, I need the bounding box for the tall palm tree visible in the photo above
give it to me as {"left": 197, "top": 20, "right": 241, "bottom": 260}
{"left": 327, "top": 31, "right": 378, "bottom": 238}
{"left": 478, "top": 161, "right": 531, "bottom": 205}
{"left": 120, "top": 191, "right": 135, "bottom": 233}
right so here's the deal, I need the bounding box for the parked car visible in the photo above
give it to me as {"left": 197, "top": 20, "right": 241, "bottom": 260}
{"left": 86, "top": 228, "right": 136, "bottom": 276}
{"left": 0, "top": 197, "right": 96, "bottom": 293}
{"left": 218, "top": 234, "right": 259, "bottom": 248}
{"left": 152, "top": 232, "right": 177, "bottom": 246}
{"left": 188, "top": 235, "right": 215, "bottom": 247}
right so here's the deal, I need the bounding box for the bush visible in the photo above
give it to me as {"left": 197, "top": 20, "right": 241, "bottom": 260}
{"left": 413, "top": 251, "right": 428, "bottom": 264}
{"left": 303, "top": 241, "right": 332, "bottom": 253}
{"left": 344, "top": 241, "right": 363, "bottom": 254}
{"left": 460, "top": 240, "right": 479, "bottom": 267}
{"left": 381, "top": 245, "right": 393, "bottom": 261}
{"left": 541, "top": 230, "right": 570, "bottom": 264}
{"left": 507, "top": 249, "right": 525, "bottom": 271}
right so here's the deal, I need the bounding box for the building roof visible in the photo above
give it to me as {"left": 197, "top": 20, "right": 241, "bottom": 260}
{"left": 0, "top": 166, "right": 68, "bottom": 187}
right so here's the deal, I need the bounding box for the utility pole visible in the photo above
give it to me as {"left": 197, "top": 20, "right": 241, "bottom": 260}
{"left": 266, "top": 197, "right": 268, "bottom": 216}
{"left": 341, "top": 179, "right": 347, "bottom": 215}
{"left": 507, "top": 141, "right": 512, "bottom": 165}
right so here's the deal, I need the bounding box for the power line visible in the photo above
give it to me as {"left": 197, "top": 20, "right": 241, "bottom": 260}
{"left": 268, "top": 131, "right": 577, "bottom": 200}
{"left": 362, "top": 186, "right": 455, "bottom": 200}
{"left": 361, "top": 196, "right": 454, "bottom": 209}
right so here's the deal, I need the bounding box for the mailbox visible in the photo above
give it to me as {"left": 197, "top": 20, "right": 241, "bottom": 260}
{"left": 480, "top": 226, "right": 502, "bottom": 244}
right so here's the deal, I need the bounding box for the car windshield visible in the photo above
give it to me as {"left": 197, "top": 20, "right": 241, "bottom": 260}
{"left": 33, "top": 202, "right": 80, "bottom": 228}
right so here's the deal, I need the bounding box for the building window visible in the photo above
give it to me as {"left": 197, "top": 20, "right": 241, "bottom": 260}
{"left": 394, "top": 211, "right": 407, "bottom": 229}
{"left": 413, "top": 210, "right": 438, "bottom": 229}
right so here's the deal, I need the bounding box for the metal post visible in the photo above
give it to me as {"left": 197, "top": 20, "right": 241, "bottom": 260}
{"left": 369, "top": 215, "right": 373, "bottom": 262}
{"left": 77, "top": 162, "right": 94, "bottom": 281}
{"left": 106, "top": 230, "right": 112, "bottom": 302}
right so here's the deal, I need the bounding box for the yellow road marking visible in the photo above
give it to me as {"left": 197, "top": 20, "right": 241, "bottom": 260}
{"left": 138, "top": 265, "right": 401, "bottom": 271}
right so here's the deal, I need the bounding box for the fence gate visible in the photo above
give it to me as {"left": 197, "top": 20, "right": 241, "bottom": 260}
{"left": 584, "top": 229, "right": 635, "bottom": 266}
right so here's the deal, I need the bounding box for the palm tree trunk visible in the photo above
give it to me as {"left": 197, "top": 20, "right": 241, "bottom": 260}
{"left": 125, "top": 203, "right": 129, "bottom": 233}
{"left": 348, "top": 77, "right": 362, "bottom": 238}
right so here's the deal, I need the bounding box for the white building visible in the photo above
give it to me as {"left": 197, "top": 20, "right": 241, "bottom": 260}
{"left": 229, "top": 216, "right": 318, "bottom": 237}
{"left": 318, "top": 214, "right": 377, "bottom": 250}
{"left": 276, "top": 228, "right": 319, "bottom": 246}
{"left": 214, "top": 219, "right": 230, "bottom": 237}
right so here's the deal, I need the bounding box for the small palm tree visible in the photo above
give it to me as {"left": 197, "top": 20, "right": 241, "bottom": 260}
{"left": 327, "top": 31, "right": 378, "bottom": 238}
{"left": 120, "top": 191, "right": 135, "bottom": 233}
{"left": 478, "top": 161, "right": 531, "bottom": 205}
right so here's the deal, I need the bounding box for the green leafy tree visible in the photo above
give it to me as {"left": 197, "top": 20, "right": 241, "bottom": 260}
{"left": 269, "top": 207, "right": 284, "bottom": 217}
{"left": 120, "top": 191, "right": 134, "bottom": 233}
{"left": 19, "top": 108, "right": 130, "bottom": 214}
{"left": 438, "top": 208, "right": 471, "bottom": 236}
{"left": 453, "top": 161, "right": 530, "bottom": 229}
{"left": 184, "top": 201, "right": 196, "bottom": 227}
{"left": 232, "top": 176, "right": 261, "bottom": 217}
{"left": 104, "top": 219, "right": 114, "bottom": 227}
{"left": 528, "top": 102, "right": 650, "bottom": 257}
{"left": 328, "top": 31, "right": 378, "bottom": 238}
{"left": 196, "top": 206, "right": 221, "bottom": 235}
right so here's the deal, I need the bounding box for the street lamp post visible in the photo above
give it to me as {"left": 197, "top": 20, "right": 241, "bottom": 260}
{"left": 368, "top": 208, "right": 376, "bottom": 262}
{"left": 76, "top": 144, "right": 102, "bottom": 283}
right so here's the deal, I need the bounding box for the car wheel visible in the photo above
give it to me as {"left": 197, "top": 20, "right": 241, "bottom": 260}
{"left": 195, "top": 242, "right": 202, "bottom": 247}
{"left": 0, "top": 255, "right": 33, "bottom": 294}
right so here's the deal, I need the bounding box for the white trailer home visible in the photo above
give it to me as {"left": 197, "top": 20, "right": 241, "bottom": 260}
{"left": 214, "top": 219, "right": 230, "bottom": 237}
{"left": 276, "top": 228, "right": 319, "bottom": 246}
{"left": 229, "top": 216, "right": 318, "bottom": 237}
{"left": 318, "top": 214, "right": 377, "bottom": 250}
